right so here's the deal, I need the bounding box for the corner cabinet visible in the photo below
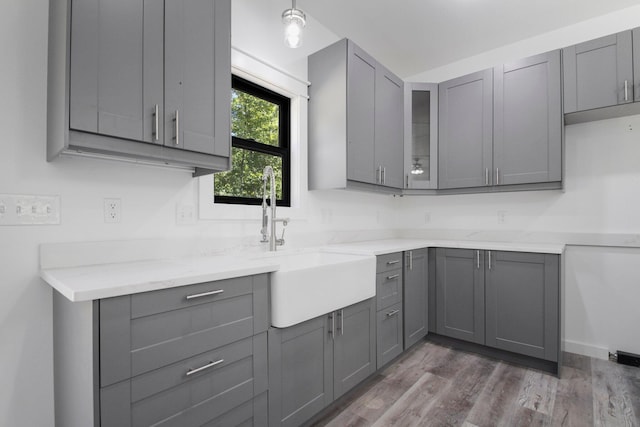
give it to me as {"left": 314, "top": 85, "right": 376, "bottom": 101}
{"left": 434, "top": 248, "right": 560, "bottom": 365}
{"left": 268, "top": 298, "right": 376, "bottom": 427}
{"left": 438, "top": 50, "right": 562, "bottom": 192}
{"left": 308, "top": 38, "right": 404, "bottom": 193}
{"left": 47, "top": 0, "right": 231, "bottom": 175}
{"left": 404, "top": 83, "right": 438, "bottom": 190}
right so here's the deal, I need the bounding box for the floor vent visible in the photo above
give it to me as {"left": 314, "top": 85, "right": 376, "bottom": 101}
{"left": 610, "top": 351, "right": 640, "bottom": 367}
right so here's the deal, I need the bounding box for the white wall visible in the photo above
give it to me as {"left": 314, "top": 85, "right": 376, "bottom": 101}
{"left": 0, "top": 1, "right": 392, "bottom": 426}
{"left": 3, "top": 1, "right": 640, "bottom": 425}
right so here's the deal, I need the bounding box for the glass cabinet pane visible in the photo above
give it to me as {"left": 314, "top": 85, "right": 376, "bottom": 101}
{"left": 405, "top": 83, "right": 438, "bottom": 189}
{"left": 411, "top": 90, "right": 431, "bottom": 181}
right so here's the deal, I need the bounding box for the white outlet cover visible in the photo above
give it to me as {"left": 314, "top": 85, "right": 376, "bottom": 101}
{"left": 0, "top": 194, "right": 61, "bottom": 225}
{"left": 104, "top": 198, "right": 122, "bottom": 223}
{"left": 176, "top": 204, "right": 196, "bottom": 225}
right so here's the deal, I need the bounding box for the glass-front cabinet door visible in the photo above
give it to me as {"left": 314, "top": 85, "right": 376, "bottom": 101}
{"left": 404, "top": 83, "right": 438, "bottom": 189}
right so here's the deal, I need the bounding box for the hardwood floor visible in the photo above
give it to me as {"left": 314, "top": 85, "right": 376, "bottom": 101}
{"left": 313, "top": 341, "right": 640, "bottom": 427}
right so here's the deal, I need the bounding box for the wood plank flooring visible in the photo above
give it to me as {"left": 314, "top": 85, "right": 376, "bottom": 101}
{"left": 313, "top": 341, "right": 640, "bottom": 427}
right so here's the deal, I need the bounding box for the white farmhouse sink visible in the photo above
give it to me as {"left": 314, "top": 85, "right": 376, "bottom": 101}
{"left": 253, "top": 250, "right": 376, "bottom": 328}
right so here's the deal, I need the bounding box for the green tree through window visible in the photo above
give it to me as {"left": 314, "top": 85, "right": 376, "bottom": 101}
{"left": 214, "top": 76, "right": 291, "bottom": 206}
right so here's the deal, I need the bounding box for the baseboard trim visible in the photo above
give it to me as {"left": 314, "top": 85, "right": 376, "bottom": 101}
{"left": 563, "top": 339, "right": 609, "bottom": 360}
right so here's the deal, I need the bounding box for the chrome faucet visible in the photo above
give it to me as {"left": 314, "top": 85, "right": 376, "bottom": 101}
{"left": 260, "top": 166, "right": 289, "bottom": 251}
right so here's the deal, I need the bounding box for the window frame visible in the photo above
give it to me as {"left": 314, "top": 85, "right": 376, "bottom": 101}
{"left": 214, "top": 75, "right": 291, "bottom": 207}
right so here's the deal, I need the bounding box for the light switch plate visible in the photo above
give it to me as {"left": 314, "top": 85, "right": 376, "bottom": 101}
{"left": 0, "top": 194, "right": 61, "bottom": 225}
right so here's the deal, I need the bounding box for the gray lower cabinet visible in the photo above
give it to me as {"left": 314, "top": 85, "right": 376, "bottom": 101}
{"left": 435, "top": 248, "right": 560, "bottom": 363}
{"left": 563, "top": 30, "right": 634, "bottom": 114}
{"left": 48, "top": 0, "right": 231, "bottom": 174}
{"left": 485, "top": 251, "right": 559, "bottom": 362}
{"left": 268, "top": 298, "right": 376, "bottom": 427}
{"left": 52, "top": 274, "right": 269, "bottom": 427}
{"left": 308, "top": 38, "right": 404, "bottom": 193}
{"left": 375, "top": 252, "right": 404, "bottom": 368}
{"left": 403, "top": 249, "right": 429, "bottom": 349}
{"left": 435, "top": 248, "right": 485, "bottom": 344}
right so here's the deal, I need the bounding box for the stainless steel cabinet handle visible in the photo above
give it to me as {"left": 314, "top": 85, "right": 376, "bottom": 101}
{"left": 386, "top": 309, "right": 400, "bottom": 318}
{"left": 386, "top": 260, "right": 400, "bottom": 265}
{"left": 382, "top": 167, "right": 386, "bottom": 185}
{"left": 340, "top": 309, "right": 344, "bottom": 336}
{"left": 488, "top": 251, "right": 492, "bottom": 270}
{"left": 625, "top": 80, "right": 629, "bottom": 101}
{"left": 476, "top": 250, "right": 480, "bottom": 269}
{"left": 387, "top": 274, "right": 400, "bottom": 280}
{"left": 485, "top": 168, "right": 489, "bottom": 186}
{"left": 408, "top": 251, "right": 413, "bottom": 271}
{"left": 153, "top": 104, "right": 159, "bottom": 141}
{"left": 406, "top": 174, "right": 409, "bottom": 188}
{"left": 173, "top": 110, "right": 180, "bottom": 145}
{"left": 186, "top": 359, "right": 224, "bottom": 376}
{"left": 495, "top": 168, "right": 500, "bottom": 185}
{"left": 186, "top": 289, "right": 224, "bottom": 300}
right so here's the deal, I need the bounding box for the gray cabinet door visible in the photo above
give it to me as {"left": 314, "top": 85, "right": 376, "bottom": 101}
{"left": 435, "top": 248, "right": 485, "bottom": 344}
{"left": 438, "top": 69, "right": 493, "bottom": 189}
{"left": 563, "top": 31, "right": 634, "bottom": 113}
{"left": 375, "top": 66, "right": 404, "bottom": 188}
{"left": 377, "top": 302, "right": 403, "bottom": 368}
{"left": 485, "top": 251, "right": 559, "bottom": 362}
{"left": 403, "top": 249, "right": 429, "bottom": 349}
{"left": 164, "top": 0, "right": 231, "bottom": 156}
{"left": 493, "top": 50, "right": 562, "bottom": 186}
{"left": 70, "top": 0, "right": 161, "bottom": 142}
{"left": 347, "top": 42, "right": 377, "bottom": 185}
{"left": 333, "top": 299, "right": 376, "bottom": 399}
{"left": 268, "top": 316, "right": 334, "bottom": 427}
{"left": 634, "top": 28, "right": 640, "bottom": 103}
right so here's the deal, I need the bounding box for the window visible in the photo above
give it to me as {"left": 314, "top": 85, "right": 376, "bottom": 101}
{"left": 214, "top": 75, "right": 291, "bottom": 206}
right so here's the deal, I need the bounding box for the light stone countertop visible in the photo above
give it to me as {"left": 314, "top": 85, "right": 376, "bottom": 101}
{"left": 41, "top": 255, "right": 280, "bottom": 302}
{"left": 41, "top": 238, "right": 565, "bottom": 303}
{"left": 323, "top": 238, "right": 565, "bottom": 256}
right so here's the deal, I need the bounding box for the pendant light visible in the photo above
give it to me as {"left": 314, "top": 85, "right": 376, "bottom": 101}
{"left": 411, "top": 159, "right": 424, "bottom": 175}
{"left": 282, "top": 0, "right": 306, "bottom": 48}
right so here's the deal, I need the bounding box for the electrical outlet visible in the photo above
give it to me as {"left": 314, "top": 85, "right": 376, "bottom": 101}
{"left": 176, "top": 204, "right": 196, "bottom": 225}
{"left": 497, "top": 210, "right": 506, "bottom": 224}
{"left": 104, "top": 198, "right": 122, "bottom": 223}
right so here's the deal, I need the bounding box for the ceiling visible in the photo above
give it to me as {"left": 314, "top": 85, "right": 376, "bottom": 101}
{"left": 296, "top": 0, "right": 640, "bottom": 78}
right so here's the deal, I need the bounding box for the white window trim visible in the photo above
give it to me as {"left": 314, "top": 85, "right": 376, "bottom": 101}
{"left": 198, "top": 47, "right": 309, "bottom": 222}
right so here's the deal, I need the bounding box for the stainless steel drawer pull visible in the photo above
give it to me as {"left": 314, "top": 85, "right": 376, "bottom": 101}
{"left": 186, "top": 359, "right": 224, "bottom": 376}
{"left": 153, "top": 104, "right": 159, "bottom": 141}
{"left": 173, "top": 110, "right": 180, "bottom": 145}
{"left": 476, "top": 250, "right": 480, "bottom": 269}
{"left": 186, "top": 289, "right": 224, "bottom": 300}
{"left": 386, "top": 260, "right": 400, "bottom": 265}
{"left": 387, "top": 274, "right": 400, "bottom": 280}
{"left": 485, "top": 168, "right": 489, "bottom": 186}
{"left": 625, "top": 80, "right": 629, "bottom": 101}
{"left": 386, "top": 309, "right": 400, "bottom": 318}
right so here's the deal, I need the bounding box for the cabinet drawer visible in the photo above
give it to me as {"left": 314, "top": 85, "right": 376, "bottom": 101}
{"left": 376, "top": 252, "right": 403, "bottom": 273}
{"left": 100, "top": 274, "right": 269, "bottom": 386}
{"left": 377, "top": 302, "right": 403, "bottom": 368}
{"left": 100, "top": 333, "right": 268, "bottom": 427}
{"left": 376, "top": 269, "right": 402, "bottom": 310}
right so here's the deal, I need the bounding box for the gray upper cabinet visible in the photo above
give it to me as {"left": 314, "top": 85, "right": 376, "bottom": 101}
{"left": 346, "top": 44, "right": 377, "bottom": 185}
{"left": 48, "top": 0, "right": 231, "bottom": 175}
{"left": 375, "top": 65, "right": 405, "bottom": 189}
{"left": 485, "top": 251, "right": 559, "bottom": 362}
{"left": 404, "top": 83, "right": 438, "bottom": 190}
{"left": 403, "top": 249, "right": 429, "bottom": 349}
{"left": 563, "top": 31, "right": 634, "bottom": 114}
{"left": 438, "top": 70, "right": 493, "bottom": 189}
{"left": 493, "top": 50, "right": 562, "bottom": 186}
{"left": 435, "top": 248, "right": 485, "bottom": 344}
{"left": 309, "top": 38, "right": 404, "bottom": 193}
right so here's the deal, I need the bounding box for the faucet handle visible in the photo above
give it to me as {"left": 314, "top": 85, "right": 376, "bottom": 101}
{"left": 276, "top": 226, "right": 286, "bottom": 246}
